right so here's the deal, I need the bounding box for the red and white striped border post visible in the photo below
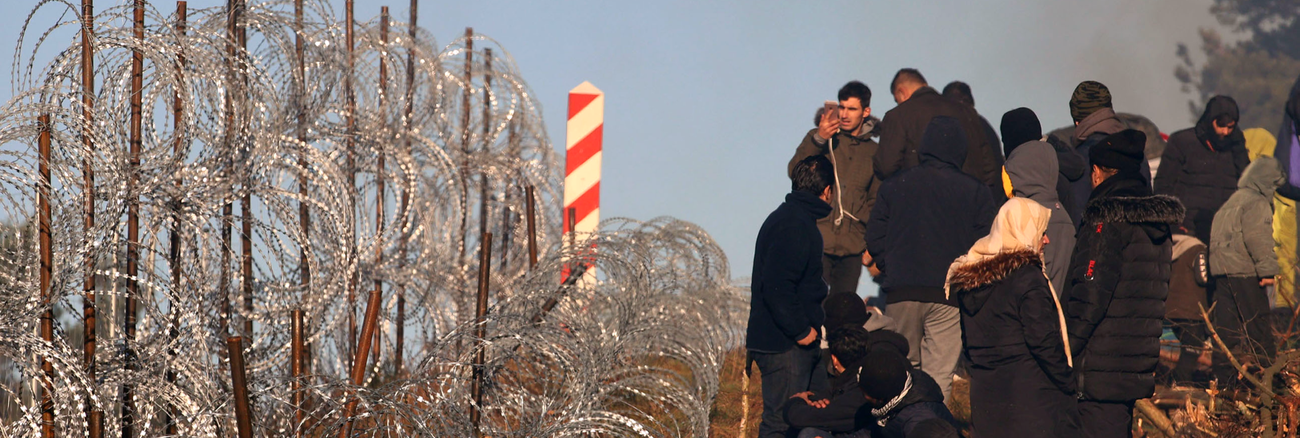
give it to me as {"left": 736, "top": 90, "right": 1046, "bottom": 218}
{"left": 564, "top": 82, "right": 602, "bottom": 281}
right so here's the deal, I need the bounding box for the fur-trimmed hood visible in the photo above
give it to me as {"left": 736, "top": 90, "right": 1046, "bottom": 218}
{"left": 948, "top": 249, "right": 1042, "bottom": 293}
{"left": 1082, "top": 194, "right": 1185, "bottom": 225}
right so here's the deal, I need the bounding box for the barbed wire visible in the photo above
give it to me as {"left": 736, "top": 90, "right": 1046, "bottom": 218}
{"left": 0, "top": 1, "right": 747, "bottom": 436}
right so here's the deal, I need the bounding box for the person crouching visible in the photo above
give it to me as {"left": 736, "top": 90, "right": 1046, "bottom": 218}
{"left": 946, "top": 197, "right": 1081, "bottom": 437}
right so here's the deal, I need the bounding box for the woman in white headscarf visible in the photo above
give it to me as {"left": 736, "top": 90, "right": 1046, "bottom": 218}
{"left": 946, "top": 197, "right": 1080, "bottom": 438}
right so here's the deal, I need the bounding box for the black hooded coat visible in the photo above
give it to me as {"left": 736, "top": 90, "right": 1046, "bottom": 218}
{"left": 1065, "top": 173, "right": 1184, "bottom": 402}
{"left": 866, "top": 117, "right": 998, "bottom": 305}
{"left": 950, "top": 250, "right": 1080, "bottom": 438}
{"left": 1155, "top": 96, "right": 1250, "bottom": 241}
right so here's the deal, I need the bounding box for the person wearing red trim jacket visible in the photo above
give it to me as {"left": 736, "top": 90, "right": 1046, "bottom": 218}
{"left": 1064, "top": 130, "right": 1184, "bottom": 438}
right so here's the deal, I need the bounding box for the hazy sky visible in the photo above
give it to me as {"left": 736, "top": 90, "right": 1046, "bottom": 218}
{"left": 1, "top": 0, "right": 1231, "bottom": 297}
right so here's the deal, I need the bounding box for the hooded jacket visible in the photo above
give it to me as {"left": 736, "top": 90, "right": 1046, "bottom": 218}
{"left": 866, "top": 117, "right": 998, "bottom": 305}
{"left": 949, "top": 249, "right": 1080, "bottom": 438}
{"left": 1210, "top": 156, "right": 1285, "bottom": 278}
{"left": 789, "top": 128, "right": 881, "bottom": 256}
{"left": 1156, "top": 96, "right": 1250, "bottom": 241}
{"left": 870, "top": 369, "right": 957, "bottom": 438}
{"left": 1005, "top": 141, "right": 1077, "bottom": 296}
{"left": 747, "top": 191, "right": 832, "bottom": 353}
{"left": 874, "top": 86, "right": 1004, "bottom": 196}
{"left": 1067, "top": 108, "right": 1128, "bottom": 227}
{"left": 1065, "top": 173, "right": 1183, "bottom": 402}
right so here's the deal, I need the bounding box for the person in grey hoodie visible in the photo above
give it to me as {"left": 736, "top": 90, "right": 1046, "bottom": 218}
{"left": 1002, "top": 108, "right": 1077, "bottom": 295}
{"left": 1005, "top": 141, "right": 1076, "bottom": 296}
{"left": 1209, "top": 156, "right": 1285, "bottom": 387}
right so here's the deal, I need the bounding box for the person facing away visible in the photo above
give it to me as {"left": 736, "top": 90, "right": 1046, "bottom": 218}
{"left": 1209, "top": 156, "right": 1285, "bottom": 387}
{"left": 784, "top": 325, "right": 880, "bottom": 438}
{"left": 1064, "top": 129, "right": 1183, "bottom": 438}
{"left": 1065, "top": 81, "right": 1126, "bottom": 228}
{"left": 1164, "top": 232, "right": 1210, "bottom": 386}
{"left": 865, "top": 116, "right": 998, "bottom": 402}
{"left": 790, "top": 81, "right": 881, "bottom": 296}
{"left": 946, "top": 197, "right": 1080, "bottom": 438}
{"left": 1156, "top": 95, "right": 1250, "bottom": 244}
{"left": 854, "top": 348, "right": 958, "bottom": 438}
{"left": 747, "top": 154, "right": 836, "bottom": 438}
{"left": 874, "top": 68, "right": 1004, "bottom": 198}
{"left": 1002, "top": 108, "right": 1077, "bottom": 296}
{"left": 941, "top": 80, "right": 1003, "bottom": 158}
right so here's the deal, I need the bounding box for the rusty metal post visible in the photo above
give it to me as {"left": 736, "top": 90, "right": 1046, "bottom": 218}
{"left": 457, "top": 27, "right": 473, "bottom": 266}
{"left": 470, "top": 232, "right": 493, "bottom": 437}
{"left": 526, "top": 186, "right": 537, "bottom": 269}
{"left": 122, "top": 2, "right": 145, "bottom": 435}
{"left": 238, "top": 0, "right": 253, "bottom": 343}
{"left": 165, "top": 2, "right": 187, "bottom": 435}
{"left": 37, "top": 115, "right": 54, "bottom": 438}
{"left": 479, "top": 49, "right": 492, "bottom": 248}
{"left": 80, "top": 0, "right": 103, "bottom": 435}
{"left": 228, "top": 336, "right": 253, "bottom": 438}
{"left": 370, "top": 6, "right": 389, "bottom": 375}
{"left": 291, "top": 309, "right": 304, "bottom": 437}
{"left": 344, "top": 0, "right": 358, "bottom": 362}
{"left": 394, "top": 0, "right": 417, "bottom": 379}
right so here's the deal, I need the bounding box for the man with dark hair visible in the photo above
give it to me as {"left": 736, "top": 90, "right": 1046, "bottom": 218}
{"left": 1156, "top": 95, "right": 1250, "bottom": 244}
{"left": 749, "top": 155, "right": 836, "bottom": 438}
{"left": 1065, "top": 130, "right": 1182, "bottom": 438}
{"left": 866, "top": 117, "right": 998, "bottom": 402}
{"left": 875, "top": 69, "right": 1003, "bottom": 198}
{"left": 942, "top": 81, "right": 1002, "bottom": 159}
{"left": 784, "top": 325, "right": 876, "bottom": 438}
{"left": 790, "top": 81, "right": 881, "bottom": 297}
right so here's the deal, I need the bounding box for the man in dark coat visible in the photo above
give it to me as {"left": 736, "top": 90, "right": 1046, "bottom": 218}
{"left": 1155, "top": 95, "right": 1250, "bottom": 244}
{"left": 790, "top": 81, "right": 882, "bottom": 296}
{"left": 866, "top": 116, "right": 998, "bottom": 401}
{"left": 942, "top": 81, "right": 1002, "bottom": 159}
{"left": 748, "top": 155, "right": 836, "bottom": 438}
{"left": 874, "top": 69, "right": 1004, "bottom": 198}
{"left": 1064, "top": 130, "right": 1184, "bottom": 438}
{"left": 1065, "top": 81, "right": 1154, "bottom": 229}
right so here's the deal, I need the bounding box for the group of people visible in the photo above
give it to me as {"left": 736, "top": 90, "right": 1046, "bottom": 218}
{"left": 747, "top": 68, "right": 1300, "bottom": 438}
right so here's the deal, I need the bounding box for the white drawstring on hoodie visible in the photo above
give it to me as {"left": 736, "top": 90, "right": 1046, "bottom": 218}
{"left": 826, "top": 135, "right": 859, "bottom": 227}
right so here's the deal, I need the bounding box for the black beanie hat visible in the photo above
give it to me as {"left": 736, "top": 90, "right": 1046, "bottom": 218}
{"left": 857, "top": 348, "right": 909, "bottom": 402}
{"left": 1000, "top": 107, "right": 1042, "bottom": 156}
{"left": 823, "top": 293, "right": 869, "bottom": 330}
{"left": 1070, "top": 81, "right": 1112, "bottom": 122}
{"left": 1090, "top": 129, "right": 1147, "bottom": 172}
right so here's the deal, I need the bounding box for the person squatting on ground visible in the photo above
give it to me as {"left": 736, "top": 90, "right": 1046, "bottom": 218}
{"left": 1210, "top": 155, "right": 1285, "bottom": 387}
{"left": 747, "top": 155, "right": 836, "bottom": 438}
{"left": 784, "top": 325, "right": 881, "bottom": 438}
{"left": 875, "top": 69, "right": 1004, "bottom": 201}
{"left": 854, "top": 348, "right": 959, "bottom": 438}
{"left": 946, "top": 197, "right": 1081, "bottom": 438}
{"left": 790, "top": 81, "right": 881, "bottom": 297}
{"left": 1064, "top": 129, "right": 1183, "bottom": 438}
{"left": 1001, "top": 108, "right": 1077, "bottom": 296}
{"left": 866, "top": 116, "right": 997, "bottom": 402}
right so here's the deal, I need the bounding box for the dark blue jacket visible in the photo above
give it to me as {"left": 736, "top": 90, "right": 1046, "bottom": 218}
{"left": 746, "top": 191, "right": 832, "bottom": 353}
{"left": 866, "top": 116, "right": 997, "bottom": 305}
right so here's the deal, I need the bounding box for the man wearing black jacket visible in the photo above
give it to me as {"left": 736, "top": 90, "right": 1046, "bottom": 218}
{"left": 784, "top": 326, "right": 877, "bottom": 438}
{"left": 1065, "top": 130, "right": 1183, "bottom": 438}
{"left": 875, "top": 69, "right": 1003, "bottom": 198}
{"left": 748, "top": 155, "right": 836, "bottom": 438}
{"left": 1155, "top": 95, "right": 1250, "bottom": 244}
{"left": 866, "top": 116, "right": 998, "bottom": 402}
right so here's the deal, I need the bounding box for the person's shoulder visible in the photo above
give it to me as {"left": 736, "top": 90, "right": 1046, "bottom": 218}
{"left": 1166, "top": 128, "right": 1197, "bottom": 145}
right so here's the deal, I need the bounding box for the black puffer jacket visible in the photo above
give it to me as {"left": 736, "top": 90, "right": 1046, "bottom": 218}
{"left": 1065, "top": 174, "right": 1183, "bottom": 402}
{"left": 866, "top": 117, "right": 998, "bottom": 305}
{"left": 1155, "top": 96, "right": 1249, "bottom": 241}
{"left": 951, "top": 250, "right": 1079, "bottom": 437}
